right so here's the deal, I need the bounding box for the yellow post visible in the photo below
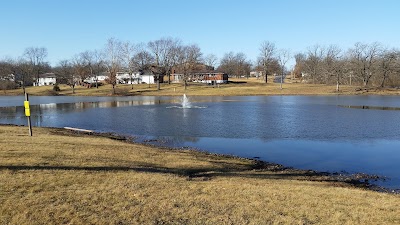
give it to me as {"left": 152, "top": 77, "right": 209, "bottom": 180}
{"left": 24, "top": 93, "right": 32, "bottom": 136}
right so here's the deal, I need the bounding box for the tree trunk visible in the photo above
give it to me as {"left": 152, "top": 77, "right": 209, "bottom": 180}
{"left": 112, "top": 84, "right": 116, "bottom": 94}
{"left": 157, "top": 75, "right": 160, "bottom": 90}
{"left": 130, "top": 73, "right": 134, "bottom": 90}
{"left": 336, "top": 80, "right": 340, "bottom": 92}
{"left": 380, "top": 74, "right": 387, "bottom": 88}
{"left": 264, "top": 69, "right": 268, "bottom": 83}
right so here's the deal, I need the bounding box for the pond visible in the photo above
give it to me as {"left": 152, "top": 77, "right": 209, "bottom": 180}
{"left": 1, "top": 95, "right": 400, "bottom": 190}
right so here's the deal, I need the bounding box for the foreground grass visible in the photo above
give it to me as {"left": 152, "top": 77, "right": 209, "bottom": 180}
{"left": 1, "top": 126, "right": 400, "bottom": 224}
{"left": 3, "top": 78, "right": 400, "bottom": 96}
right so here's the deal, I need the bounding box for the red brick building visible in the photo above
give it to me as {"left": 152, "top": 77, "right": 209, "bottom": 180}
{"left": 170, "top": 63, "right": 228, "bottom": 84}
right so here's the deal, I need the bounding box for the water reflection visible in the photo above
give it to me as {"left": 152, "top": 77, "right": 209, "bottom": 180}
{"left": 339, "top": 105, "right": 400, "bottom": 110}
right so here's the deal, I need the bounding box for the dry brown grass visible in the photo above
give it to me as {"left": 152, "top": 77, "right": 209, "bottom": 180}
{"left": 4, "top": 78, "right": 400, "bottom": 96}
{"left": 1, "top": 125, "right": 400, "bottom": 224}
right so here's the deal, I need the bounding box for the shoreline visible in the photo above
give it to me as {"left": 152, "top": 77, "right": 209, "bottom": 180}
{"left": 78, "top": 129, "right": 400, "bottom": 194}
{"left": 3, "top": 123, "right": 396, "bottom": 194}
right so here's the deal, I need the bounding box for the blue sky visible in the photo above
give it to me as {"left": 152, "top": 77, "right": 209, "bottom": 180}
{"left": 1, "top": 0, "right": 399, "bottom": 67}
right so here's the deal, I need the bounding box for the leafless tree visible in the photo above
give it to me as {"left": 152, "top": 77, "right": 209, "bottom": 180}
{"left": 277, "top": 49, "right": 291, "bottom": 89}
{"left": 304, "top": 45, "right": 325, "bottom": 84}
{"left": 203, "top": 54, "right": 218, "bottom": 69}
{"left": 0, "top": 59, "right": 16, "bottom": 93}
{"left": 23, "top": 47, "right": 48, "bottom": 86}
{"left": 71, "top": 55, "right": 88, "bottom": 93}
{"left": 132, "top": 46, "right": 154, "bottom": 71}
{"left": 377, "top": 48, "right": 399, "bottom": 87}
{"left": 14, "top": 58, "right": 33, "bottom": 93}
{"left": 218, "top": 52, "right": 236, "bottom": 76}
{"left": 148, "top": 37, "right": 182, "bottom": 89}
{"left": 103, "top": 38, "right": 123, "bottom": 94}
{"left": 56, "top": 59, "right": 75, "bottom": 92}
{"left": 235, "top": 52, "right": 251, "bottom": 79}
{"left": 218, "top": 52, "right": 251, "bottom": 78}
{"left": 348, "top": 42, "right": 382, "bottom": 87}
{"left": 80, "top": 50, "right": 97, "bottom": 85}
{"left": 120, "top": 41, "right": 138, "bottom": 89}
{"left": 175, "top": 44, "right": 203, "bottom": 90}
{"left": 259, "top": 41, "right": 276, "bottom": 83}
{"left": 293, "top": 53, "right": 306, "bottom": 79}
{"left": 323, "top": 45, "right": 345, "bottom": 91}
{"left": 91, "top": 50, "right": 105, "bottom": 88}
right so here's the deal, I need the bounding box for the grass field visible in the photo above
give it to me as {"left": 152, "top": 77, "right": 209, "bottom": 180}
{"left": 3, "top": 77, "right": 400, "bottom": 96}
{"left": 1, "top": 125, "right": 399, "bottom": 224}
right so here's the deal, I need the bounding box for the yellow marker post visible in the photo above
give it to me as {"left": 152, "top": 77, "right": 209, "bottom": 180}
{"left": 24, "top": 101, "right": 30, "bottom": 117}
{"left": 24, "top": 93, "right": 32, "bottom": 136}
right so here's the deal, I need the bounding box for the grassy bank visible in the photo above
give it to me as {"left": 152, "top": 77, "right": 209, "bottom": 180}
{"left": 3, "top": 78, "right": 400, "bottom": 96}
{"left": 1, "top": 125, "right": 399, "bottom": 224}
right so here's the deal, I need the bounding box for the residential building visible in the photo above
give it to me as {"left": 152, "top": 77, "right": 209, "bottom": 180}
{"left": 34, "top": 73, "right": 56, "bottom": 86}
{"left": 170, "top": 63, "right": 228, "bottom": 84}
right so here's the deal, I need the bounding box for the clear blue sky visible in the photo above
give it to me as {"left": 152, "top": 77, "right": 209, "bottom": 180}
{"left": 1, "top": 0, "right": 399, "bottom": 67}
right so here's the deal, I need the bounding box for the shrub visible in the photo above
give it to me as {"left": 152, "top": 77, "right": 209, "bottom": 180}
{"left": 53, "top": 83, "right": 61, "bottom": 92}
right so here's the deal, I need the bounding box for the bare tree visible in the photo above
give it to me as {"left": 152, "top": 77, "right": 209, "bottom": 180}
{"left": 148, "top": 37, "right": 181, "bottom": 89}
{"left": 293, "top": 53, "right": 306, "bottom": 79}
{"left": 23, "top": 47, "right": 48, "bottom": 86}
{"left": 14, "top": 58, "right": 33, "bottom": 93}
{"left": 0, "top": 59, "right": 16, "bottom": 94}
{"left": 235, "top": 52, "right": 251, "bottom": 79}
{"left": 377, "top": 48, "right": 399, "bottom": 87}
{"left": 218, "top": 52, "right": 251, "bottom": 78}
{"left": 56, "top": 59, "right": 75, "bottom": 92}
{"left": 71, "top": 55, "right": 87, "bottom": 93}
{"left": 203, "top": 54, "right": 218, "bottom": 69}
{"left": 304, "top": 45, "right": 325, "bottom": 84}
{"left": 277, "top": 49, "right": 291, "bottom": 89}
{"left": 348, "top": 42, "right": 381, "bottom": 87}
{"left": 91, "top": 50, "right": 105, "bottom": 89}
{"left": 323, "top": 45, "right": 344, "bottom": 91}
{"left": 120, "top": 41, "right": 137, "bottom": 89}
{"left": 80, "top": 50, "right": 97, "bottom": 86}
{"left": 218, "top": 52, "right": 236, "bottom": 76}
{"left": 132, "top": 46, "right": 154, "bottom": 71}
{"left": 259, "top": 41, "right": 276, "bottom": 83}
{"left": 176, "top": 44, "right": 203, "bottom": 90}
{"left": 103, "top": 38, "right": 123, "bottom": 94}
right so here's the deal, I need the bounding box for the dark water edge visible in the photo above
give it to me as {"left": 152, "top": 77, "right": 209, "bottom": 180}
{"left": 338, "top": 105, "right": 400, "bottom": 110}
{"left": 3, "top": 124, "right": 397, "bottom": 194}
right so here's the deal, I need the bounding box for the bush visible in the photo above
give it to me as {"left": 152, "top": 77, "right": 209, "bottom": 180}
{"left": 53, "top": 84, "right": 61, "bottom": 92}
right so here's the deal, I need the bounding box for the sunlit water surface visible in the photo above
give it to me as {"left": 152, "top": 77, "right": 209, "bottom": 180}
{"left": 1, "top": 95, "right": 400, "bottom": 189}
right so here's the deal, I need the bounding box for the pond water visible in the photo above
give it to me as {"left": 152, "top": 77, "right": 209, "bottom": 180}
{"left": 1, "top": 95, "right": 400, "bottom": 190}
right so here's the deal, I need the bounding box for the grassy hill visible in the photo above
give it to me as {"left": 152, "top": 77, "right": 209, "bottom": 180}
{"left": 1, "top": 125, "right": 399, "bottom": 224}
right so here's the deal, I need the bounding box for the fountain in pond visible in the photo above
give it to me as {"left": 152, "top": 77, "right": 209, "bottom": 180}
{"left": 181, "top": 94, "right": 192, "bottom": 108}
{"left": 166, "top": 94, "right": 206, "bottom": 109}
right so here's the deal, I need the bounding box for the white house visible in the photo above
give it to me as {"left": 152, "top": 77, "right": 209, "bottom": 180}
{"left": 116, "top": 72, "right": 156, "bottom": 84}
{"left": 34, "top": 73, "right": 57, "bottom": 86}
{"left": 84, "top": 72, "right": 156, "bottom": 85}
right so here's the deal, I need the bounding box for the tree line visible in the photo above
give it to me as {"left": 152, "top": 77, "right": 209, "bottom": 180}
{"left": 1, "top": 38, "right": 400, "bottom": 93}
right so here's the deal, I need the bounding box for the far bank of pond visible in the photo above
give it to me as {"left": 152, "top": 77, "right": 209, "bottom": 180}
{"left": 2, "top": 81, "right": 400, "bottom": 97}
